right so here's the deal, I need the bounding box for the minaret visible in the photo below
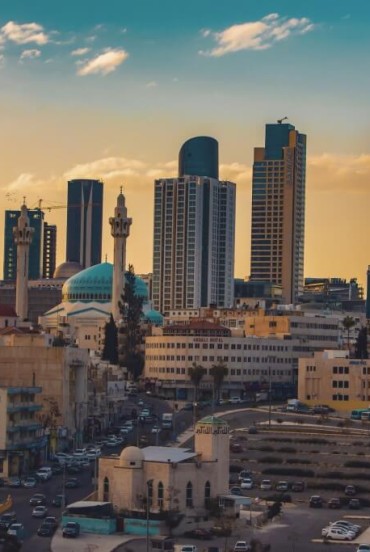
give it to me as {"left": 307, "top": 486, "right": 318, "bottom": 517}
{"left": 109, "top": 188, "right": 132, "bottom": 321}
{"left": 14, "top": 201, "right": 34, "bottom": 321}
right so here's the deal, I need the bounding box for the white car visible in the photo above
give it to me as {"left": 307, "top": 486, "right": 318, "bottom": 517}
{"left": 329, "top": 520, "right": 361, "bottom": 534}
{"left": 36, "top": 468, "right": 52, "bottom": 481}
{"left": 73, "top": 448, "right": 87, "bottom": 458}
{"left": 151, "top": 426, "right": 161, "bottom": 434}
{"left": 260, "top": 480, "right": 273, "bottom": 491}
{"left": 87, "top": 449, "right": 101, "bottom": 460}
{"left": 322, "top": 527, "right": 356, "bottom": 541}
{"left": 240, "top": 478, "right": 253, "bottom": 490}
{"left": 357, "top": 546, "right": 370, "bottom": 552}
{"left": 234, "top": 541, "right": 251, "bottom": 552}
{"left": 32, "top": 506, "right": 48, "bottom": 518}
{"left": 229, "top": 397, "right": 242, "bottom": 405}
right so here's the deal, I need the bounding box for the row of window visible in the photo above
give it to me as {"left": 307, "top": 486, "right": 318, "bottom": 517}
{"left": 147, "top": 366, "right": 290, "bottom": 377}
{"left": 146, "top": 342, "right": 289, "bottom": 352}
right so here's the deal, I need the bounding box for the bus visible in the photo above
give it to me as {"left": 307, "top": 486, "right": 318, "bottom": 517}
{"left": 350, "top": 409, "right": 370, "bottom": 420}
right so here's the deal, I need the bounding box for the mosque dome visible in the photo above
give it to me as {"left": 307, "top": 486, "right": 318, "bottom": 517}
{"left": 143, "top": 308, "right": 164, "bottom": 326}
{"left": 61, "top": 262, "right": 149, "bottom": 303}
{"left": 54, "top": 261, "right": 83, "bottom": 280}
{"left": 119, "top": 446, "right": 144, "bottom": 468}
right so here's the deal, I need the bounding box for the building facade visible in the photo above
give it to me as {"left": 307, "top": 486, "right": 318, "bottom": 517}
{"left": 152, "top": 176, "right": 235, "bottom": 313}
{"left": 298, "top": 350, "right": 370, "bottom": 411}
{"left": 3, "top": 209, "right": 45, "bottom": 281}
{"left": 178, "top": 136, "right": 219, "bottom": 179}
{"left": 43, "top": 223, "right": 57, "bottom": 279}
{"left": 66, "top": 179, "right": 103, "bottom": 268}
{"left": 0, "top": 386, "right": 45, "bottom": 477}
{"left": 250, "top": 122, "right": 306, "bottom": 304}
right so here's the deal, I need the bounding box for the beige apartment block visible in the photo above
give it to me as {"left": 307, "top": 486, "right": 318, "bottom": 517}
{"left": 298, "top": 350, "right": 370, "bottom": 411}
{"left": 0, "top": 330, "right": 88, "bottom": 438}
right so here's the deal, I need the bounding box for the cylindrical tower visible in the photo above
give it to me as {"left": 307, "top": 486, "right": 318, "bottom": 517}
{"left": 109, "top": 188, "right": 132, "bottom": 321}
{"left": 14, "top": 203, "right": 34, "bottom": 320}
{"left": 178, "top": 136, "right": 219, "bottom": 179}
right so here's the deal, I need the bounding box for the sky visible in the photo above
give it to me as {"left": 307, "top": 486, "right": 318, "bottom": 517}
{"left": 0, "top": 0, "right": 370, "bottom": 288}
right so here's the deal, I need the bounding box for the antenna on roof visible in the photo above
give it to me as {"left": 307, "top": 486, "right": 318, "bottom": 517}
{"left": 277, "top": 116, "right": 288, "bottom": 124}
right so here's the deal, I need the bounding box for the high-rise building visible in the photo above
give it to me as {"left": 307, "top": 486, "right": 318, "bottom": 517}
{"left": 179, "top": 136, "right": 219, "bottom": 179}
{"left": 153, "top": 138, "right": 235, "bottom": 313}
{"left": 66, "top": 179, "right": 103, "bottom": 268}
{"left": 3, "top": 209, "right": 45, "bottom": 280}
{"left": 43, "top": 223, "right": 57, "bottom": 279}
{"left": 366, "top": 266, "right": 370, "bottom": 320}
{"left": 250, "top": 122, "right": 306, "bottom": 304}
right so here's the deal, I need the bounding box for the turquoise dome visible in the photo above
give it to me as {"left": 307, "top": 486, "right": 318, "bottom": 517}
{"left": 143, "top": 309, "right": 164, "bottom": 326}
{"left": 62, "top": 262, "right": 149, "bottom": 303}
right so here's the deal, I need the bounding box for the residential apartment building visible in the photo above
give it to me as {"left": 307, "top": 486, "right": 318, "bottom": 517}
{"left": 0, "top": 386, "right": 45, "bottom": 477}
{"left": 298, "top": 350, "right": 370, "bottom": 411}
{"left": 250, "top": 122, "right": 306, "bottom": 303}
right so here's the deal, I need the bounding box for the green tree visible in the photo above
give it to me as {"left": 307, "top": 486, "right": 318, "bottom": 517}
{"left": 102, "top": 314, "right": 118, "bottom": 364}
{"left": 119, "top": 265, "right": 144, "bottom": 380}
{"left": 210, "top": 362, "right": 228, "bottom": 401}
{"left": 188, "top": 362, "right": 206, "bottom": 402}
{"left": 342, "top": 316, "right": 356, "bottom": 350}
{"left": 355, "top": 326, "right": 368, "bottom": 359}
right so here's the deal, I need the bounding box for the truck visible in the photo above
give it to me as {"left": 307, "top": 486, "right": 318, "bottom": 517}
{"left": 161, "top": 412, "right": 173, "bottom": 429}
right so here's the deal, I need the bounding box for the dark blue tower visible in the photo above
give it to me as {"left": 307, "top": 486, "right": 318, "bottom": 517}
{"left": 178, "top": 136, "right": 219, "bottom": 179}
{"left": 66, "top": 179, "right": 103, "bottom": 268}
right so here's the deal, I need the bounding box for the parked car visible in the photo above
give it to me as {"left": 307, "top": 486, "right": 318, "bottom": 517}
{"left": 328, "top": 498, "right": 341, "bottom": 509}
{"left": 7, "top": 522, "right": 25, "bottom": 541}
{"left": 65, "top": 478, "right": 79, "bottom": 489}
{"left": 36, "top": 467, "right": 52, "bottom": 481}
{"left": 328, "top": 521, "right": 361, "bottom": 534}
{"left": 211, "top": 524, "right": 232, "bottom": 537}
{"left": 276, "top": 481, "right": 289, "bottom": 492}
{"left": 43, "top": 517, "right": 58, "bottom": 530}
{"left": 260, "top": 480, "right": 273, "bottom": 491}
{"left": 291, "top": 481, "right": 305, "bottom": 492}
{"left": 248, "top": 426, "right": 258, "bottom": 434}
{"left": 52, "top": 494, "right": 67, "bottom": 507}
{"left": 234, "top": 541, "right": 251, "bottom": 552}
{"left": 345, "top": 485, "right": 357, "bottom": 496}
{"left": 184, "top": 528, "right": 212, "bottom": 540}
{"left": 0, "top": 513, "right": 17, "bottom": 531}
{"left": 322, "top": 526, "right": 356, "bottom": 541}
{"left": 239, "top": 470, "right": 252, "bottom": 481}
{"left": 230, "top": 442, "right": 243, "bottom": 453}
{"left": 29, "top": 493, "right": 46, "bottom": 506}
{"left": 229, "top": 486, "right": 243, "bottom": 496}
{"left": 240, "top": 478, "right": 254, "bottom": 490}
{"left": 73, "top": 448, "right": 87, "bottom": 457}
{"left": 22, "top": 477, "right": 37, "bottom": 488}
{"left": 229, "top": 397, "right": 242, "bottom": 405}
{"left": 349, "top": 499, "right": 361, "bottom": 510}
{"left": 7, "top": 477, "right": 21, "bottom": 488}
{"left": 309, "top": 495, "right": 323, "bottom": 508}
{"left": 356, "top": 546, "right": 370, "bottom": 552}
{"left": 32, "top": 506, "right": 48, "bottom": 518}
{"left": 62, "top": 521, "right": 80, "bottom": 538}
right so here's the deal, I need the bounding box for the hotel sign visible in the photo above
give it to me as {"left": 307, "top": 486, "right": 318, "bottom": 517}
{"left": 196, "top": 425, "right": 229, "bottom": 435}
{"left": 193, "top": 337, "right": 224, "bottom": 343}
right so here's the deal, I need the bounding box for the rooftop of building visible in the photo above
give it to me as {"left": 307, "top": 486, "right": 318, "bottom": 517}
{"left": 141, "top": 446, "right": 197, "bottom": 463}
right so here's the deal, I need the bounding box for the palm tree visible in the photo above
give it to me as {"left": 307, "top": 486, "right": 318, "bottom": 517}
{"left": 210, "top": 362, "right": 228, "bottom": 402}
{"left": 188, "top": 362, "right": 206, "bottom": 402}
{"left": 342, "top": 316, "right": 356, "bottom": 351}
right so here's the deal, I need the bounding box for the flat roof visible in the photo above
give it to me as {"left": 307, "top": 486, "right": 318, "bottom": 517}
{"left": 67, "top": 501, "right": 110, "bottom": 508}
{"left": 142, "top": 446, "right": 197, "bottom": 463}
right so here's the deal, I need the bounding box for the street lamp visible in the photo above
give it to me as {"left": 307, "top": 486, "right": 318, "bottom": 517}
{"left": 146, "top": 479, "right": 154, "bottom": 552}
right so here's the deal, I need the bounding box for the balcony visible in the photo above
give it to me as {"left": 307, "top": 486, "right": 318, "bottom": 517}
{"left": 7, "top": 421, "right": 43, "bottom": 433}
{"left": 6, "top": 387, "right": 42, "bottom": 395}
{"left": 7, "top": 436, "right": 47, "bottom": 451}
{"left": 7, "top": 403, "right": 42, "bottom": 413}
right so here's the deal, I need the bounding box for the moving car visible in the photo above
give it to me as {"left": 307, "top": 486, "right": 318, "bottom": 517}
{"left": 62, "top": 521, "right": 80, "bottom": 538}
{"left": 7, "top": 523, "right": 25, "bottom": 541}
{"left": 234, "top": 541, "right": 251, "bottom": 551}
{"left": 36, "top": 467, "right": 52, "bottom": 481}
{"left": 32, "top": 506, "right": 48, "bottom": 518}
{"left": 29, "top": 493, "right": 46, "bottom": 506}
{"left": 7, "top": 477, "right": 21, "bottom": 488}
{"left": 22, "top": 477, "right": 37, "bottom": 488}
{"left": 0, "top": 513, "right": 17, "bottom": 531}
{"left": 52, "top": 494, "right": 67, "bottom": 507}
{"left": 37, "top": 518, "right": 58, "bottom": 537}
{"left": 65, "top": 477, "right": 79, "bottom": 488}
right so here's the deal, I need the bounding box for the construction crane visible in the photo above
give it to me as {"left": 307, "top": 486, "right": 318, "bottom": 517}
{"left": 36, "top": 199, "right": 101, "bottom": 211}
{"left": 277, "top": 116, "right": 288, "bottom": 124}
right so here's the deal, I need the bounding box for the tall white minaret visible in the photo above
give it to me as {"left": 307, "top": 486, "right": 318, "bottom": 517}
{"left": 14, "top": 201, "right": 34, "bottom": 321}
{"left": 109, "top": 188, "right": 132, "bottom": 321}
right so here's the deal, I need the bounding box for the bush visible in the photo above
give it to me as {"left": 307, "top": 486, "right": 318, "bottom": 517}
{"left": 285, "top": 458, "right": 311, "bottom": 465}
{"left": 262, "top": 467, "right": 315, "bottom": 477}
{"left": 258, "top": 456, "right": 283, "bottom": 464}
{"left": 277, "top": 447, "right": 296, "bottom": 453}
{"left": 345, "top": 461, "right": 370, "bottom": 468}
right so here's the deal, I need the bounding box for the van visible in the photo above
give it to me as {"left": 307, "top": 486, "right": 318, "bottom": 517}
{"left": 174, "top": 546, "right": 198, "bottom": 552}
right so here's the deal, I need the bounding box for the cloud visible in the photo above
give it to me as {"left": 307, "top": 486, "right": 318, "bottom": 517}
{"left": 200, "top": 13, "right": 315, "bottom": 56}
{"left": 64, "top": 156, "right": 147, "bottom": 180}
{"left": 71, "top": 47, "right": 90, "bottom": 56}
{"left": 5, "top": 173, "right": 44, "bottom": 191}
{"left": 145, "top": 81, "right": 158, "bottom": 88}
{"left": 220, "top": 162, "right": 252, "bottom": 184}
{"left": 308, "top": 153, "right": 370, "bottom": 193}
{"left": 19, "top": 49, "right": 41, "bottom": 62}
{"left": 1, "top": 21, "right": 49, "bottom": 45}
{"left": 77, "top": 48, "right": 129, "bottom": 76}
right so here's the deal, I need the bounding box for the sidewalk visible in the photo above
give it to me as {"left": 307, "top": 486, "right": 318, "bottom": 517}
{"left": 51, "top": 529, "right": 140, "bottom": 552}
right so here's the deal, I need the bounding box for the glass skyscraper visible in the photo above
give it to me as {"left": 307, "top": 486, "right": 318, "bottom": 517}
{"left": 250, "top": 123, "right": 306, "bottom": 304}
{"left": 178, "top": 136, "right": 219, "bottom": 179}
{"left": 3, "top": 209, "right": 45, "bottom": 280}
{"left": 153, "top": 138, "right": 235, "bottom": 313}
{"left": 66, "top": 179, "right": 103, "bottom": 268}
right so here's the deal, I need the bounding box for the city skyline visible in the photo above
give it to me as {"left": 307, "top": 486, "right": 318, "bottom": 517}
{"left": 0, "top": 1, "right": 369, "bottom": 286}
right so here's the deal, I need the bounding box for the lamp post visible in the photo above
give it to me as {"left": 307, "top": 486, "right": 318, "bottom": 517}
{"left": 146, "top": 479, "right": 154, "bottom": 552}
